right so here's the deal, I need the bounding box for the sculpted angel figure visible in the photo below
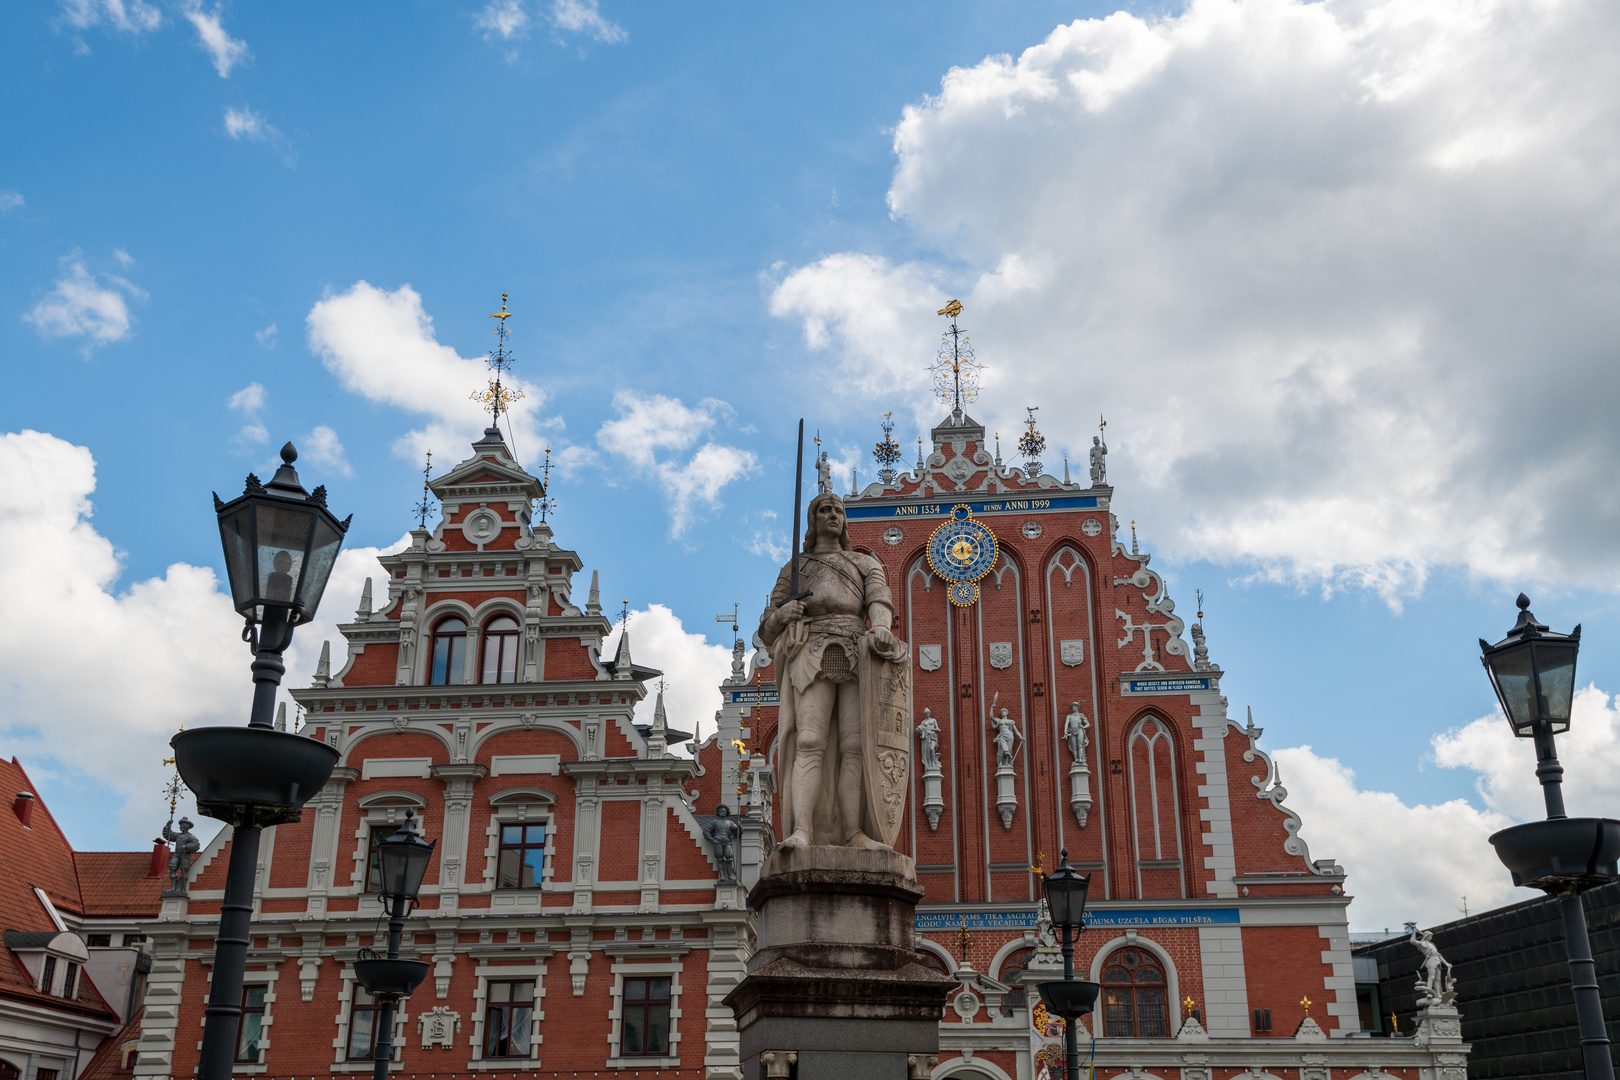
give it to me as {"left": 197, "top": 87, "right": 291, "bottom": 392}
{"left": 759, "top": 492, "right": 911, "bottom": 851}
{"left": 989, "top": 707, "right": 1024, "bottom": 770}
{"left": 1063, "top": 702, "right": 1091, "bottom": 764}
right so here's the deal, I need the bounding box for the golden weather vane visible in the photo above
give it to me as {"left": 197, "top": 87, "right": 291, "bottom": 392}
{"left": 716, "top": 604, "right": 741, "bottom": 645}
{"left": 534, "top": 446, "right": 556, "bottom": 524}
{"left": 161, "top": 728, "right": 185, "bottom": 819}
{"left": 1195, "top": 588, "right": 1204, "bottom": 621}
{"left": 931, "top": 300, "right": 980, "bottom": 413}
{"left": 471, "top": 293, "right": 525, "bottom": 427}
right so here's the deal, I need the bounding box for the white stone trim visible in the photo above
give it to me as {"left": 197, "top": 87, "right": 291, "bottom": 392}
{"left": 466, "top": 962, "right": 548, "bottom": 1067}
{"left": 1318, "top": 919, "right": 1358, "bottom": 1035}
{"left": 198, "top": 968, "right": 279, "bottom": 1074}
{"left": 330, "top": 964, "right": 409, "bottom": 1069}
{"left": 605, "top": 959, "right": 684, "bottom": 1067}
{"left": 988, "top": 933, "right": 1039, "bottom": 983}
{"left": 930, "top": 1056, "right": 1015, "bottom": 1080}
{"left": 477, "top": 806, "right": 558, "bottom": 902}
{"left": 1190, "top": 689, "right": 1238, "bottom": 898}
{"left": 1197, "top": 924, "right": 1250, "bottom": 1039}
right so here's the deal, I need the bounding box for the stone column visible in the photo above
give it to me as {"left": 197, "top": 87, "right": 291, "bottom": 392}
{"left": 431, "top": 762, "right": 488, "bottom": 916}
{"left": 995, "top": 763, "right": 1018, "bottom": 829}
{"left": 304, "top": 766, "right": 358, "bottom": 920}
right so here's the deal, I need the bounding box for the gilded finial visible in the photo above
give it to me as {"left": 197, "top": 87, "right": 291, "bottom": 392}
{"left": 534, "top": 446, "right": 556, "bottom": 523}
{"left": 1300, "top": 995, "right": 1312, "bottom": 1015}
{"left": 471, "top": 293, "right": 525, "bottom": 427}
{"left": 955, "top": 917, "right": 973, "bottom": 964}
{"left": 1183, "top": 996, "right": 1196, "bottom": 1016}
{"left": 930, "top": 300, "right": 980, "bottom": 413}
{"left": 937, "top": 299, "right": 963, "bottom": 318}
{"left": 1195, "top": 588, "right": 1204, "bottom": 621}
{"left": 413, "top": 450, "right": 435, "bottom": 529}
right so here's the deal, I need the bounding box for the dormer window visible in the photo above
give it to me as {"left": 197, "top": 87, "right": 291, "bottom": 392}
{"left": 429, "top": 617, "right": 468, "bottom": 685}
{"left": 481, "top": 616, "right": 520, "bottom": 684}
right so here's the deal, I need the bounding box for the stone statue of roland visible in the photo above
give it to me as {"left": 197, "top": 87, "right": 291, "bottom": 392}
{"left": 759, "top": 492, "right": 912, "bottom": 850}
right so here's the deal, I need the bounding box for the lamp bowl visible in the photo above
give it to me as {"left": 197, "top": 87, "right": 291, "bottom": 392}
{"left": 1490, "top": 817, "right": 1620, "bottom": 895}
{"left": 353, "top": 958, "right": 430, "bottom": 1001}
{"left": 172, "top": 727, "right": 340, "bottom": 828}
{"left": 1037, "top": 979, "right": 1101, "bottom": 1019}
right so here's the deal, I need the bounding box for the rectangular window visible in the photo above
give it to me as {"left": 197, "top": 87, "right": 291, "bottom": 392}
{"left": 620, "top": 977, "right": 671, "bottom": 1057}
{"left": 36, "top": 1070, "right": 57, "bottom": 1080}
{"left": 484, "top": 980, "right": 533, "bottom": 1058}
{"left": 41, "top": 956, "right": 57, "bottom": 995}
{"left": 237, "top": 985, "right": 267, "bottom": 1063}
{"left": 347, "top": 985, "right": 380, "bottom": 1060}
{"left": 366, "top": 825, "right": 398, "bottom": 893}
{"left": 122, "top": 934, "right": 146, "bottom": 946}
{"left": 86, "top": 934, "right": 112, "bottom": 947}
{"left": 61, "top": 963, "right": 78, "bottom": 998}
{"left": 496, "top": 824, "right": 546, "bottom": 889}
{"left": 1253, "top": 1008, "right": 1272, "bottom": 1033}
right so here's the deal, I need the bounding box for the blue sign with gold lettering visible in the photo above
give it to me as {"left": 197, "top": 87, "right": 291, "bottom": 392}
{"left": 844, "top": 494, "right": 1100, "bottom": 521}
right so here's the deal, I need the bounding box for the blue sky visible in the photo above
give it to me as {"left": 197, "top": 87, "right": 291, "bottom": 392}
{"left": 5, "top": 0, "right": 1620, "bottom": 928}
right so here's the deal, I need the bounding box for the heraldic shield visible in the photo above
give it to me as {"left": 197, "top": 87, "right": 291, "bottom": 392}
{"left": 861, "top": 635, "right": 913, "bottom": 848}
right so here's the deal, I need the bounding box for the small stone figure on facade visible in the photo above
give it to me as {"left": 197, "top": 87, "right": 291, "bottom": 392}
{"left": 702, "top": 803, "right": 742, "bottom": 885}
{"left": 916, "top": 709, "right": 941, "bottom": 772}
{"left": 161, "top": 817, "right": 200, "bottom": 896}
{"left": 1063, "top": 703, "right": 1090, "bottom": 764}
{"left": 816, "top": 450, "right": 832, "bottom": 495}
{"left": 989, "top": 708, "right": 1023, "bottom": 769}
{"left": 1089, "top": 434, "right": 1107, "bottom": 486}
{"left": 1190, "top": 622, "right": 1210, "bottom": 671}
{"left": 1407, "top": 924, "right": 1456, "bottom": 1005}
{"left": 1034, "top": 896, "right": 1057, "bottom": 948}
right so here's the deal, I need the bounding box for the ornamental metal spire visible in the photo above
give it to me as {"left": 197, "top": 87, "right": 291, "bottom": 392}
{"left": 412, "top": 450, "right": 434, "bottom": 528}
{"left": 873, "top": 412, "right": 901, "bottom": 485}
{"left": 930, "top": 299, "right": 980, "bottom": 419}
{"left": 471, "top": 293, "right": 525, "bottom": 429}
{"left": 534, "top": 446, "right": 556, "bottom": 524}
{"left": 1017, "top": 406, "right": 1046, "bottom": 479}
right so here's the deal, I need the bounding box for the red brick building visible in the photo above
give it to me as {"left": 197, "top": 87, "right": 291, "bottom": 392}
{"left": 123, "top": 407, "right": 1469, "bottom": 1080}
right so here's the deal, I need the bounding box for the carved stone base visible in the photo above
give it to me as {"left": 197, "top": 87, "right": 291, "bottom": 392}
{"left": 921, "top": 768, "right": 944, "bottom": 831}
{"left": 725, "top": 846, "right": 955, "bottom": 1080}
{"left": 1069, "top": 762, "right": 1092, "bottom": 827}
{"left": 995, "top": 765, "right": 1017, "bottom": 829}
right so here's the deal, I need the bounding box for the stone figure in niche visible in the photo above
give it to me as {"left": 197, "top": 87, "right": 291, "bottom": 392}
{"left": 989, "top": 707, "right": 1024, "bottom": 770}
{"left": 759, "top": 492, "right": 912, "bottom": 851}
{"left": 1089, "top": 434, "right": 1108, "bottom": 486}
{"left": 1063, "top": 703, "right": 1091, "bottom": 764}
{"left": 702, "top": 804, "right": 742, "bottom": 885}
{"left": 161, "top": 817, "right": 201, "bottom": 895}
{"left": 915, "top": 709, "right": 941, "bottom": 773}
{"left": 816, "top": 450, "right": 832, "bottom": 495}
{"left": 1407, "top": 924, "right": 1456, "bottom": 1005}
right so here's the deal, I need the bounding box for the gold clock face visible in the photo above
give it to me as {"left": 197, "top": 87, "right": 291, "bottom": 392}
{"left": 950, "top": 537, "right": 978, "bottom": 564}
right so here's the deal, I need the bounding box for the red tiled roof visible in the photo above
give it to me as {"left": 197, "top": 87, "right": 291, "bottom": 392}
{"left": 74, "top": 852, "right": 163, "bottom": 918}
{"left": 0, "top": 758, "right": 136, "bottom": 1022}
{"left": 79, "top": 1006, "right": 143, "bottom": 1080}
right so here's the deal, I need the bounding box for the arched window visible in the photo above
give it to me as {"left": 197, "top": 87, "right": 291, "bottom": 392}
{"left": 1128, "top": 715, "right": 1185, "bottom": 898}
{"left": 1101, "top": 947, "right": 1168, "bottom": 1037}
{"left": 0, "top": 1061, "right": 20, "bottom": 1080}
{"left": 481, "top": 615, "right": 521, "bottom": 684}
{"left": 429, "top": 617, "right": 467, "bottom": 686}
{"left": 915, "top": 949, "right": 951, "bottom": 977}
{"left": 999, "top": 946, "right": 1036, "bottom": 1015}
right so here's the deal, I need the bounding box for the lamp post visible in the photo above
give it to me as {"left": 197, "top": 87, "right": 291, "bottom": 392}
{"left": 1481, "top": 594, "right": 1620, "bottom": 1080}
{"left": 174, "top": 443, "right": 349, "bottom": 1080}
{"left": 1037, "top": 849, "right": 1100, "bottom": 1080}
{"left": 354, "top": 810, "right": 436, "bottom": 1080}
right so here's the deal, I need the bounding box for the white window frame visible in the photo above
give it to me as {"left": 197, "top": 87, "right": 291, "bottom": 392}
{"left": 216, "top": 971, "right": 278, "bottom": 1075}
{"left": 479, "top": 797, "right": 558, "bottom": 895}
{"left": 466, "top": 964, "right": 548, "bottom": 1070}
{"left": 329, "top": 965, "right": 410, "bottom": 1072}
{"left": 606, "top": 960, "right": 683, "bottom": 1068}
{"left": 346, "top": 794, "right": 429, "bottom": 894}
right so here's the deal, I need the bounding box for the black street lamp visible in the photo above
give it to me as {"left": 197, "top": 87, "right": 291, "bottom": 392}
{"left": 174, "top": 444, "right": 348, "bottom": 1080}
{"left": 1482, "top": 594, "right": 1620, "bottom": 1080}
{"left": 354, "top": 810, "right": 436, "bottom": 1080}
{"left": 1037, "top": 849, "right": 1100, "bottom": 1080}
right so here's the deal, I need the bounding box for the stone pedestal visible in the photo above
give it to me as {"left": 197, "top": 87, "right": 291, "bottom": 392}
{"left": 1068, "top": 761, "right": 1092, "bottom": 827}
{"left": 921, "top": 767, "right": 944, "bottom": 831}
{"left": 995, "top": 765, "right": 1017, "bottom": 829}
{"left": 725, "top": 846, "right": 956, "bottom": 1080}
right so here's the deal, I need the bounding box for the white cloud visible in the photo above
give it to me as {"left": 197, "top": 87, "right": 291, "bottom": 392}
{"left": 306, "top": 281, "right": 551, "bottom": 463}
{"left": 770, "top": 0, "right": 1620, "bottom": 603}
{"left": 551, "top": 0, "right": 625, "bottom": 43}
{"left": 255, "top": 321, "right": 277, "bottom": 348}
{"left": 1278, "top": 685, "right": 1620, "bottom": 929}
{"left": 300, "top": 424, "right": 353, "bottom": 478}
{"left": 743, "top": 509, "right": 788, "bottom": 563}
{"left": 476, "top": 0, "right": 530, "bottom": 41}
{"left": 0, "top": 192, "right": 25, "bottom": 213}
{"left": 596, "top": 391, "right": 757, "bottom": 537}
{"left": 181, "top": 1, "right": 248, "bottom": 77}
{"left": 57, "top": 0, "right": 161, "bottom": 34}
{"left": 227, "top": 382, "right": 268, "bottom": 446}
{"left": 24, "top": 252, "right": 145, "bottom": 353}
{"left": 602, "top": 605, "right": 739, "bottom": 750}
{"left": 224, "top": 106, "right": 271, "bottom": 141}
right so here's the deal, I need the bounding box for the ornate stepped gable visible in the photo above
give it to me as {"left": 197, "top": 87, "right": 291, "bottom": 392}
{"left": 134, "top": 425, "right": 765, "bottom": 1080}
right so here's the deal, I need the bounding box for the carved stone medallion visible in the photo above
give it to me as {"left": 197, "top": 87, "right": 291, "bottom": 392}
{"left": 883, "top": 526, "right": 903, "bottom": 546}
{"left": 1081, "top": 517, "right": 1102, "bottom": 536}
{"left": 989, "top": 642, "right": 1013, "bottom": 669}
{"left": 1022, "top": 520, "right": 1042, "bottom": 539}
{"left": 1060, "top": 639, "right": 1085, "bottom": 666}
{"left": 918, "top": 644, "right": 942, "bottom": 672}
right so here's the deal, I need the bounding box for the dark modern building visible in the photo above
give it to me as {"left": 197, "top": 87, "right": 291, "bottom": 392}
{"left": 1353, "top": 882, "right": 1620, "bottom": 1078}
